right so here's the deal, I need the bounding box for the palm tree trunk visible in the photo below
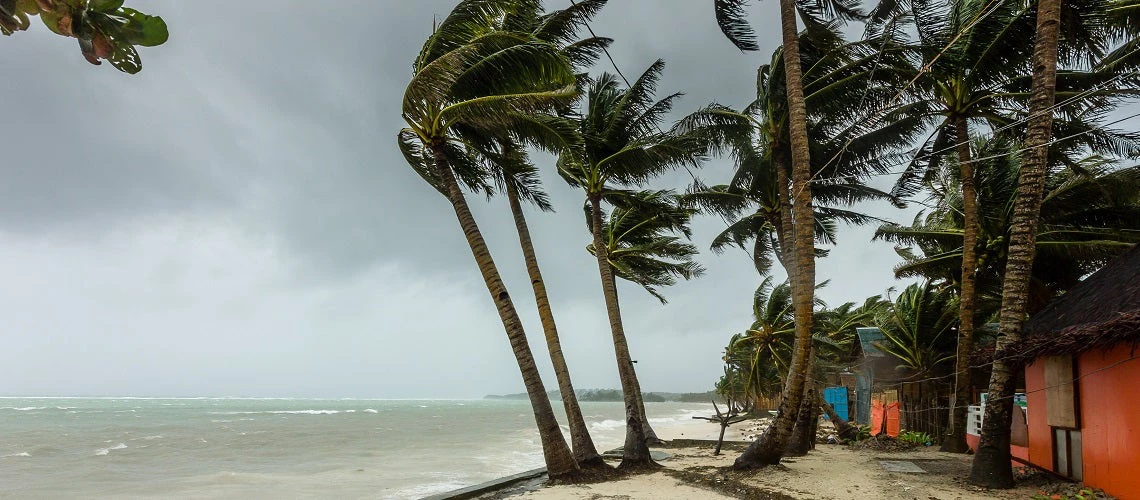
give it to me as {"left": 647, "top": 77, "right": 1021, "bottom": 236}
{"left": 588, "top": 193, "right": 654, "bottom": 468}
{"left": 785, "top": 353, "right": 817, "bottom": 456}
{"left": 505, "top": 186, "right": 604, "bottom": 467}
{"left": 430, "top": 144, "right": 578, "bottom": 478}
{"left": 945, "top": 115, "right": 978, "bottom": 454}
{"left": 627, "top": 360, "right": 663, "bottom": 444}
{"left": 968, "top": 0, "right": 1060, "bottom": 488}
{"left": 774, "top": 147, "right": 797, "bottom": 276}
{"left": 601, "top": 277, "right": 665, "bottom": 446}
{"left": 735, "top": 0, "right": 816, "bottom": 469}
{"left": 604, "top": 277, "right": 660, "bottom": 446}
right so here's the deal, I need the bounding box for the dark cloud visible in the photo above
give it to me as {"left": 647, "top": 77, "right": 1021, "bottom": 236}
{"left": 0, "top": 0, "right": 1036, "bottom": 397}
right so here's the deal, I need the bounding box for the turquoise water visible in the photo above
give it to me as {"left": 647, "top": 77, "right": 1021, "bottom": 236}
{"left": 0, "top": 398, "right": 715, "bottom": 498}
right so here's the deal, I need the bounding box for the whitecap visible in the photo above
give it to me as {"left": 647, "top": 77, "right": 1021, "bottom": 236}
{"left": 95, "top": 443, "right": 128, "bottom": 456}
{"left": 209, "top": 410, "right": 341, "bottom": 415}
{"left": 4, "top": 407, "right": 47, "bottom": 411}
{"left": 363, "top": 409, "right": 379, "bottom": 414}
{"left": 1, "top": 452, "right": 31, "bottom": 458}
{"left": 589, "top": 419, "right": 626, "bottom": 431}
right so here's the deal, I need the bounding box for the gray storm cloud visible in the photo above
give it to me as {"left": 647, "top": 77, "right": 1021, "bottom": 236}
{"left": 2, "top": 0, "right": 927, "bottom": 398}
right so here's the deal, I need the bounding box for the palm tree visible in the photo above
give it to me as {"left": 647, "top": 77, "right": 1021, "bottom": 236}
{"left": 720, "top": 278, "right": 796, "bottom": 405}
{"left": 494, "top": 147, "right": 605, "bottom": 467}
{"left": 588, "top": 190, "right": 705, "bottom": 303}
{"left": 1, "top": 0, "right": 168, "bottom": 73}
{"left": 680, "top": 23, "right": 913, "bottom": 277}
{"left": 712, "top": 0, "right": 862, "bottom": 469}
{"left": 587, "top": 189, "right": 704, "bottom": 444}
{"left": 397, "top": 0, "right": 580, "bottom": 478}
{"left": 970, "top": 0, "right": 1063, "bottom": 485}
{"left": 866, "top": 0, "right": 1040, "bottom": 452}
{"left": 485, "top": 0, "right": 615, "bottom": 468}
{"left": 558, "top": 61, "right": 706, "bottom": 468}
{"left": 877, "top": 141, "right": 1140, "bottom": 316}
{"left": 873, "top": 282, "right": 960, "bottom": 378}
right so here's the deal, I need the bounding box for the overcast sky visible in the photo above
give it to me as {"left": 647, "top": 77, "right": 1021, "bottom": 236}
{"left": 2, "top": 1, "right": 1132, "bottom": 399}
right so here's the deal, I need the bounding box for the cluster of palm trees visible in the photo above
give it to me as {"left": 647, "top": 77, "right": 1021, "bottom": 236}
{"left": 399, "top": 0, "right": 1139, "bottom": 488}
{"left": 398, "top": 0, "right": 714, "bottom": 477}
{"left": 710, "top": 0, "right": 1140, "bottom": 488}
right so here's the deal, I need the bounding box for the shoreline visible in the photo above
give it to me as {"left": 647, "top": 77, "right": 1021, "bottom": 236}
{"left": 426, "top": 417, "right": 1063, "bottom": 500}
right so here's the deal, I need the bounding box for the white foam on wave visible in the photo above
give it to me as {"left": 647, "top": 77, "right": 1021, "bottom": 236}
{"left": 363, "top": 409, "right": 379, "bottom": 413}
{"left": 589, "top": 419, "right": 626, "bottom": 432}
{"left": 4, "top": 407, "right": 47, "bottom": 411}
{"left": 209, "top": 410, "right": 341, "bottom": 415}
{"left": 2, "top": 452, "right": 31, "bottom": 458}
{"left": 95, "top": 443, "right": 128, "bottom": 456}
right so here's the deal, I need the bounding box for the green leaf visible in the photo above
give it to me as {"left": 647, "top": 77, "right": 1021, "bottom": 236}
{"left": 88, "top": 0, "right": 124, "bottom": 12}
{"left": 118, "top": 7, "right": 167, "bottom": 46}
{"left": 106, "top": 40, "right": 141, "bottom": 73}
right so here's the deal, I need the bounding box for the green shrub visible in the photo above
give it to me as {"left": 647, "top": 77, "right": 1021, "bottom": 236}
{"left": 898, "top": 430, "right": 932, "bottom": 446}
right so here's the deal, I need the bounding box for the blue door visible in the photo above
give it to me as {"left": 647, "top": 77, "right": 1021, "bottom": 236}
{"left": 823, "top": 386, "right": 849, "bottom": 421}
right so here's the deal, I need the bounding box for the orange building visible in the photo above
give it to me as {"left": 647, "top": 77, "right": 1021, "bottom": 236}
{"left": 1015, "top": 244, "right": 1140, "bottom": 498}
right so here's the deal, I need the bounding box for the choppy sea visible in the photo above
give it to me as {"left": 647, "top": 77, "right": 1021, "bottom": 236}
{"left": 0, "top": 398, "right": 716, "bottom": 499}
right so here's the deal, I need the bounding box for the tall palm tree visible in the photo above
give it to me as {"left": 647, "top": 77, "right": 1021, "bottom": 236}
{"left": 587, "top": 189, "right": 704, "bottom": 444}
{"left": 970, "top": 0, "right": 1062, "bottom": 487}
{"left": 494, "top": 147, "right": 605, "bottom": 467}
{"left": 486, "top": 0, "right": 614, "bottom": 468}
{"left": 680, "top": 23, "right": 913, "bottom": 277}
{"left": 868, "top": 0, "right": 1038, "bottom": 452}
{"left": 397, "top": 0, "right": 581, "bottom": 478}
{"left": 558, "top": 61, "right": 706, "bottom": 468}
{"left": 969, "top": 0, "right": 1130, "bottom": 483}
{"left": 712, "top": 0, "right": 858, "bottom": 468}
{"left": 1, "top": 0, "right": 168, "bottom": 73}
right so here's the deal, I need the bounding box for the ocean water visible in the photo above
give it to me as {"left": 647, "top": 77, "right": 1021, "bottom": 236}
{"left": 0, "top": 398, "right": 717, "bottom": 499}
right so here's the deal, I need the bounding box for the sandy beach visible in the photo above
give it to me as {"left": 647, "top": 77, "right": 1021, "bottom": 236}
{"left": 503, "top": 418, "right": 1055, "bottom": 500}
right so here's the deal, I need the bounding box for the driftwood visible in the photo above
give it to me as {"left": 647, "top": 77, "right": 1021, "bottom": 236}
{"left": 693, "top": 400, "right": 752, "bottom": 455}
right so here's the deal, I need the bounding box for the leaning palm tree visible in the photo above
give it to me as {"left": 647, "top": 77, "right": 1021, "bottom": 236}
{"left": 558, "top": 62, "right": 706, "bottom": 468}
{"left": 484, "top": 0, "right": 614, "bottom": 468}
{"left": 493, "top": 146, "right": 605, "bottom": 467}
{"left": 397, "top": 0, "right": 581, "bottom": 478}
{"left": 587, "top": 189, "right": 704, "bottom": 444}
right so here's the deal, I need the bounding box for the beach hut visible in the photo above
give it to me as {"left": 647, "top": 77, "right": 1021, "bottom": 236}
{"left": 1013, "top": 244, "right": 1140, "bottom": 497}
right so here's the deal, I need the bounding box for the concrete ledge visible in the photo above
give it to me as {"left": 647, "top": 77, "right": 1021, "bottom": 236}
{"left": 420, "top": 467, "right": 547, "bottom": 500}
{"left": 662, "top": 438, "right": 751, "bottom": 448}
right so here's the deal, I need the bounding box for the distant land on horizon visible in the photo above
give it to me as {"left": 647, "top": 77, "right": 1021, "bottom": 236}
{"left": 483, "top": 389, "right": 722, "bottom": 403}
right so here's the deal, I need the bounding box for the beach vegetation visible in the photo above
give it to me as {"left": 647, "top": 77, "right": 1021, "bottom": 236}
{"left": 1, "top": 0, "right": 167, "bottom": 73}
